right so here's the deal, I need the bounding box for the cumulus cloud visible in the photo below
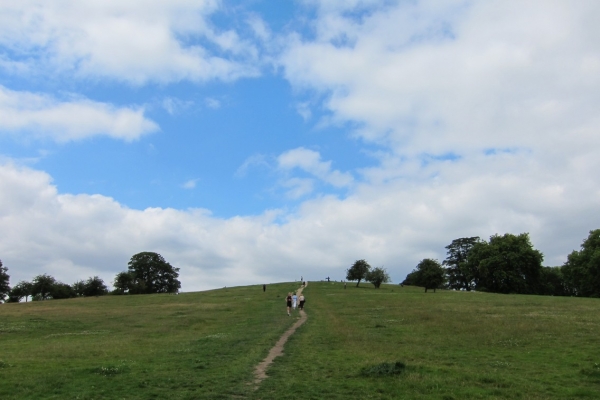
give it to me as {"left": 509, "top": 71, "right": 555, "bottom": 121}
{"left": 0, "top": 85, "right": 158, "bottom": 142}
{"left": 277, "top": 147, "right": 354, "bottom": 187}
{"left": 1, "top": 157, "right": 598, "bottom": 293}
{"left": 281, "top": 0, "right": 600, "bottom": 157}
{"left": 0, "top": 0, "right": 259, "bottom": 84}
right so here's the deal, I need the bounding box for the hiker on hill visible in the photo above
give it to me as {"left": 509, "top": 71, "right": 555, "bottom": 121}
{"left": 286, "top": 292, "right": 292, "bottom": 316}
{"left": 292, "top": 292, "right": 298, "bottom": 310}
{"left": 298, "top": 294, "right": 305, "bottom": 310}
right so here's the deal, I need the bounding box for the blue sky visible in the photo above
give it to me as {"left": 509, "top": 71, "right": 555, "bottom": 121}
{"left": 1, "top": 0, "right": 600, "bottom": 291}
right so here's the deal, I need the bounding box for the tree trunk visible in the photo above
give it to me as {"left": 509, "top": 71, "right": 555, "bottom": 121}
{"left": 424, "top": 287, "right": 428, "bottom": 292}
{"left": 356, "top": 279, "right": 361, "bottom": 287}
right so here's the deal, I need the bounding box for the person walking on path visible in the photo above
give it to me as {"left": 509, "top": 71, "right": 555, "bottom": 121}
{"left": 298, "top": 293, "right": 305, "bottom": 310}
{"left": 292, "top": 292, "right": 298, "bottom": 310}
{"left": 286, "top": 292, "right": 293, "bottom": 316}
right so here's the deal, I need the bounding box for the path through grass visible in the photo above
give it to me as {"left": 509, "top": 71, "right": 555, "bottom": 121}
{"left": 2, "top": 282, "right": 600, "bottom": 399}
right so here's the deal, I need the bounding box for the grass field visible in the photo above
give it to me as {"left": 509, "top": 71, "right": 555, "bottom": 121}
{"left": 1, "top": 282, "right": 600, "bottom": 399}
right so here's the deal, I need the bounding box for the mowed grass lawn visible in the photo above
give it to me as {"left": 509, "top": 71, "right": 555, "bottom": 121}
{"left": 2, "top": 282, "right": 600, "bottom": 399}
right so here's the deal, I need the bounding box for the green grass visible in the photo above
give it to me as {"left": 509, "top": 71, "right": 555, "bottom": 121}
{"left": 2, "top": 282, "right": 600, "bottom": 399}
{"left": 0, "top": 283, "right": 299, "bottom": 399}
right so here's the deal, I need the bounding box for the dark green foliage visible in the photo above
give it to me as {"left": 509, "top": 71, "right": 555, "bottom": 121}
{"left": 81, "top": 276, "right": 109, "bottom": 297}
{"left": 366, "top": 267, "right": 390, "bottom": 288}
{"left": 401, "top": 270, "right": 417, "bottom": 285}
{"left": 112, "top": 271, "right": 135, "bottom": 294}
{"left": 0, "top": 260, "right": 9, "bottom": 303}
{"left": 116, "top": 252, "right": 181, "bottom": 294}
{"left": 469, "top": 233, "right": 543, "bottom": 294}
{"left": 7, "top": 281, "right": 32, "bottom": 302}
{"left": 361, "top": 361, "right": 406, "bottom": 377}
{"left": 562, "top": 229, "right": 600, "bottom": 297}
{"left": 50, "top": 282, "right": 76, "bottom": 299}
{"left": 443, "top": 237, "right": 481, "bottom": 291}
{"left": 346, "top": 259, "right": 371, "bottom": 287}
{"left": 537, "top": 266, "right": 570, "bottom": 296}
{"left": 410, "top": 258, "right": 446, "bottom": 292}
{"left": 30, "top": 274, "right": 58, "bottom": 300}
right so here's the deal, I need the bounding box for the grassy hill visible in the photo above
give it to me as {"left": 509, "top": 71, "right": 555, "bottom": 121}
{"left": 1, "top": 282, "right": 600, "bottom": 399}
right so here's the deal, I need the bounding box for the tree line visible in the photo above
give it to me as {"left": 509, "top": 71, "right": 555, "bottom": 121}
{"left": 0, "top": 252, "right": 181, "bottom": 303}
{"left": 402, "top": 229, "right": 600, "bottom": 296}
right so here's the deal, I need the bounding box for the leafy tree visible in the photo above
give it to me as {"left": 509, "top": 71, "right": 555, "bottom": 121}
{"left": 113, "top": 271, "right": 135, "bottom": 294}
{"left": 126, "top": 252, "right": 181, "bottom": 294}
{"left": 537, "top": 267, "right": 569, "bottom": 296}
{"left": 346, "top": 259, "right": 371, "bottom": 287}
{"left": 366, "top": 267, "right": 390, "bottom": 289}
{"left": 443, "top": 237, "right": 481, "bottom": 291}
{"left": 50, "top": 282, "right": 76, "bottom": 300}
{"left": 8, "top": 281, "right": 32, "bottom": 302}
{"left": 0, "top": 259, "right": 9, "bottom": 303}
{"left": 411, "top": 258, "right": 446, "bottom": 292}
{"left": 562, "top": 229, "right": 600, "bottom": 297}
{"left": 72, "top": 280, "right": 86, "bottom": 297}
{"left": 82, "top": 276, "right": 109, "bottom": 297}
{"left": 401, "top": 270, "right": 417, "bottom": 286}
{"left": 30, "top": 274, "right": 57, "bottom": 300}
{"left": 468, "top": 233, "right": 543, "bottom": 294}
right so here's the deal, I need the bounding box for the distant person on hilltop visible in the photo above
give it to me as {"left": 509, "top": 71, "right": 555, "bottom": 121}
{"left": 292, "top": 292, "right": 298, "bottom": 310}
{"left": 286, "top": 292, "right": 292, "bottom": 316}
{"left": 299, "top": 293, "right": 305, "bottom": 310}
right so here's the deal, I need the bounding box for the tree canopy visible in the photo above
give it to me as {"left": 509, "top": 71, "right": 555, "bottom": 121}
{"left": 346, "top": 259, "right": 371, "bottom": 287}
{"left": 468, "top": 233, "right": 543, "bottom": 294}
{"left": 410, "top": 258, "right": 446, "bottom": 292}
{"left": 117, "top": 252, "right": 181, "bottom": 294}
{"left": 562, "top": 229, "right": 600, "bottom": 297}
{"left": 8, "top": 281, "right": 32, "bottom": 302}
{"left": 0, "top": 260, "right": 10, "bottom": 303}
{"left": 366, "top": 267, "right": 390, "bottom": 289}
{"left": 443, "top": 237, "right": 480, "bottom": 291}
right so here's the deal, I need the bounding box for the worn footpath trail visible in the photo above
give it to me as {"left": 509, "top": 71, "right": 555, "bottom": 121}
{"left": 252, "top": 282, "right": 308, "bottom": 389}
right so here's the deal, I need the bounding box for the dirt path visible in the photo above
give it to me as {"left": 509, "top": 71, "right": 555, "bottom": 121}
{"left": 252, "top": 282, "right": 307, "bottom": 389}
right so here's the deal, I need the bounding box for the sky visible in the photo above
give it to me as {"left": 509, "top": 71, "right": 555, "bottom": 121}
{"left": 1, "top": 0, "right": 599, "bottom": 292}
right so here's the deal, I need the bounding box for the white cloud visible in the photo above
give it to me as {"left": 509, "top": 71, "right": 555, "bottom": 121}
{"left": 277, "top": 147, "right": 353, "bottom": 188}
{"left": 280, "top": 0, "right": 600, "bottom": 157}
{"left": 182, "top": 179, "right": 199, "bottom": 189}
{"left": 0, "top": 85, "right": 158, "bottom": 142}
{"left": 0, "top": 0, "right": 260, "bottom": 84}
{"left": 162, "top": 97, "right": 194, "bottom": 115}
{"left": 204, "top": 97, "right": 222, "bottom": 109}
{"left": 1, "top": 158, "right": 598, "bottom": 293}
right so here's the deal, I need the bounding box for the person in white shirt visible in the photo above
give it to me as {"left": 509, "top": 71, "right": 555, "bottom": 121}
{"left": 292, "top": 292, "right": 298, "bottom": 310}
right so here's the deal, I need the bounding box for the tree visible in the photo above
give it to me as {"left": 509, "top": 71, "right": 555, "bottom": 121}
{"left": 30, "top": 274, "right": 57, "bottom": 300}
{"left": 366, "top": 267, "right": 390, "bottom": 289}
{"left": 411, "top": 259, "right": 446, "bottom": 292}
{"left": 562, "top": 229, "right": 600, "bottom": 297}
{"left": 346, "top": 259, "right": 371, "bottom": 287}
{"left": 537, "top": 267, "right": 569, "bottom": 296}
{"left": 0, "top": 259, "right": 10, "bottom": 303}
{"left": 8, "top": 281, "right": 32, "bottom": 303}
{"left": 468, "top": 233, "right": 543, "bottom": 294}
{"left": 72, "top": 280, "right": 86, "bottom": 297}
{"left": 113, "top": 271, "right": 135, "bottom": 294}
{"left": 82, "top": 276, "right": 109, "bottom": 297}
{"left": 401, "top": 270, "right": 417, "bottom": 286}
{"left": 443, "top": 237, "right": 481, "bottom": 291}
{"left": 50, "top": 282, "right": 76, "bottom": 300}
{"left": 126, "top": 252, "right": 181, "bottom": 294}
